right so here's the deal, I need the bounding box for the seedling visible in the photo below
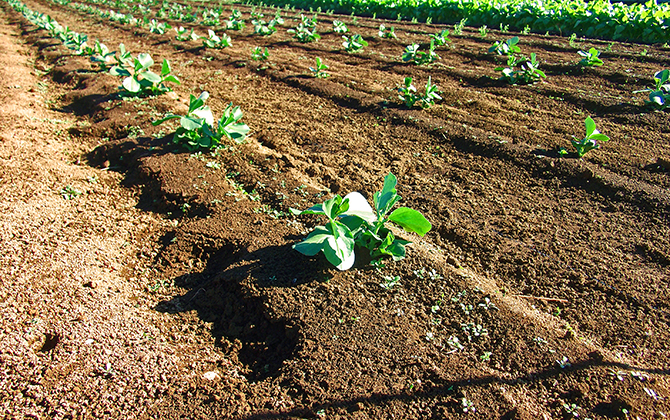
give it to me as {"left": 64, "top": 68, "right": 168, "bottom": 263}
{"left": 342, "top": 34, "right": 368, "bottom": 53}
{"left": 634, "top": 69, "right": 670, "bottom": 109}
{"left": 378, "top": 24, "right": 397, "bottom": 39}
{"left": 225, "top": 9, "right": 245, "bottom": 31}
{"left": 578, "top": 47, "right": 604, "bottom": 66}
{"left": 489, "top": 36, "right": 520, "bottom": 55}
{"left": 109, "top": 53, "right": 180, "bottom": 96}
{"left": 479, "top": 25, "right": 488, "bottom": 38}
{"left": 332, "top": 19, "right": 348, "bottom": 34}
{"left": 61, "top": 185, "right": 82, "bottom": 200}
{"left": 202, "top": 30, "right": 232, "bottom": 49}
{"left": 152, "top": 91, "right": 249, "bottom": 151}
{"left": 309, "top": 57, "right": 329, "bottom": 78}
{"left": 462, "top": 398, "right": 476, "bottom": 413}
{"left": 380, "top": 275, "right": 401, "bottom": 290}
{"left": 402, "top": 42, "right": 440, "bottom": 65}
{"left": 251, "top": 12, "right": 281, "bottom": 35}
{"left": 175, "top": 26, "right": 199, "bottom": 41}
{"left": 430, "top": 28, "right": 450, "bottom": 46}
{"left": 251, "top": 46, "right": 269, "bottom": 61}
{"left": 496, "top": 52, "right": 546, "bottom": 84}
{"left": 148, "top": 19, "right": 171, "bottom": 34}
{"left": 398, "top": 76, "right": 441, "bottom": 109}
{"left": 288, "top": 14, "right": 320, "bottom": 42}
{"left": 571, "top": 117, "right": 609, "bottom": 158}
{"left": 453, "top": 18, "right": 467, "bottom": 35}
{"left": 291, "top": 173, "right": 432, "bottom": 270}
{"left": 90, "top": 41, "right": 115, "bottom": 70}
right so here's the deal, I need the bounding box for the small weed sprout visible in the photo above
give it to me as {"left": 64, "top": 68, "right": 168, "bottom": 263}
{"left": 634, "top": 69, "right": 670, "bottom": 109}
{"left": 562, "top": 403, "right": 581, "bottom": 418}
{"left": 332, "top": 19, "right": 348, "bottom": 34}
{"left": 570, "top": 117, "right": 609, "bottom": 158}
{"left": 380, "top": 275, "right": 401, "bottom": 290}
{"left": 342, "top": 34, "right": 368, "bottom": 53}
{"left": 521, "top": 25, "right": 531, "bottom": 35}
{"left": 578, "top": 47, "right": 604, "bottom": 67}
{"left": 568, "top": 33, "right": 578, "bottom": 48}
{"left": 61, "top": 185, "right": 82, "bottom": 200}
{"left": 378, "top": 24, "right": 397, "bottom": 39}
{"left": 462, "top": 398, "right": 476, "bottom": 413}
{"left": 251, "top": 46, "right": 269, "bottom": 61}
{"left": 309, "top": 57, "right": 329, "bottom": 78}
{"left": 479, "top": 25, "right": 488, "bottom": 38}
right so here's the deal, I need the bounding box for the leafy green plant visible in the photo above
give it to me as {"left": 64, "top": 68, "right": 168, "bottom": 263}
{"left": 251, "top": 46, "right": 269, "bottom": 61}
{"left": 398, "top": 76, "right": 441, "bottom": 109}
{"left": 570, "top": 117, "right": 609, "bottom": 157}
{"left": 287, "top": 14, "right": 320, "bottom": 42}
{"left": 453, "top": 18, "right": 467, "bottom": 35}
{"left": 152, "top": 91, "right": 250, "bottom": 150}
{"left": 309, "top": 57, "right": 329, "bottom": 78}
{"left": 291, "top": 173, "right": 432, "bottom": 270}
{"left": 489, "top": 36, "right": 520, "bottom": 55}
{"left": 202, "top": 30, "right": 232, "bottom": 49}
{"left": 402, "top": 42, "right": 439, "bottom": 65}
{"left": 90, "top": 41, "right": 115, "bottom": 70}
{"left": 342, "top": 34, "right": 368, "bottom": 53}
{"left": 225, "top": 9, "right": 245, "bottom": 30}
{"left": 109, "top": 53, "right": 180, "bottom": 96}
{"left": 251, "top": 11, "right": 281, "bottom": 35}
{"left": 149, "top": 19, "right": 171, "bottom": 34}
{"left": 496, "top": 52, "right": 545, "bottom": 85}
{"left": 333, "top": 19, "right": 348, "bottom": 33}
{"left": 431, "top": 28, "right": 450, "bottom": 46}
{"left": 175, "top": 26, "right": 199, "bottom": 41}
{"left": 634, "top": 69, "right": 670, "bottom": 109}
{"left": 378, "top": 24, "right": 397, "bottom": 39}
{"left": 479, "top": 25, "right": 488, "bottom": 38}
{"left": 578, "top": 47, "right": 603, "bottom": 66}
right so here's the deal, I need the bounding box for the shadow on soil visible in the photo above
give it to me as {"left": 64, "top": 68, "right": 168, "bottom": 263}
{"left": 154, "top": 239, "right": 335, "bottom": 382}
{"left": 232, "top": 353, "right": 669, "bottom": 419}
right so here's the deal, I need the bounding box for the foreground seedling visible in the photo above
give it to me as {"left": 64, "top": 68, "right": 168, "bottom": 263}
{"left": 634, "top": 69, "right": 670, "bottom": 109}
{"left": 152, "top": 92, "right": 249, "bottom": 150}
{"left": 570, "top": 117, "right": 609, "bottom": 157}
{"left": 292, "top": 173, "right": 432, "bottom": 270}
{"left": 398, "top": 76, "right": 441, "bottom": 109}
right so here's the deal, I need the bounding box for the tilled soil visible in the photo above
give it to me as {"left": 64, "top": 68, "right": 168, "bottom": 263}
{"left": 0, "top": 0, "right": 669, "bottom": 418}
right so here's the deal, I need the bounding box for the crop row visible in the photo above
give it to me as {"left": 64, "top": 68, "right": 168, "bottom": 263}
{"left": 246, "top": 0, "right": 670, "bottom": 44}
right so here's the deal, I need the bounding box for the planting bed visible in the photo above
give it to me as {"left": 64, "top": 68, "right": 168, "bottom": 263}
{"left": 1, "top": 0, "right": 669, "bottom": 418}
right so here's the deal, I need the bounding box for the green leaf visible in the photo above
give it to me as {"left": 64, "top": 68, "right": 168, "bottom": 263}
{"left": 374, "top": 173, "right": 399, "bottom": 217}
{"left": 341, "top": 192, "right": 376, "bottom": 224}
{"left": 584, "top": 117, "right": 597, "bottom": 136}
{"left": 293, "top": 226, "right": 331, "bottom": 256}
{"left": 388, "top": 207, "right": 432, "bottom": 236}
{"left": 136, "top": 53, "right": 154, "bottom": 69}
{"left": 152, "top": 114, "right": 180, "bottom": 126}
{"left": 180, "top": 116, "right": 204, "bottom": 130}
{"left": 142, "top": 71, "right": 161, "bottom": 84}
{"left": 123, "top": 76, "right": 141, "bottom": 93}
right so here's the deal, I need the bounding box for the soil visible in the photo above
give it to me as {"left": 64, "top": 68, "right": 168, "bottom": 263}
{"left": 0, "top": 1, "right": 669, "bottom": 419}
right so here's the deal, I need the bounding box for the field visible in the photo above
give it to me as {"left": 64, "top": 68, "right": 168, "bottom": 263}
{"left": 0, "top": 0, "right": 669, "bottom": 418}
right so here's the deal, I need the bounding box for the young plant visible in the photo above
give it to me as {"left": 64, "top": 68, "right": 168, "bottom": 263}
{"left": 333, "top": 19, "right": 348, "bottom": 34}
{"left": 431, "top": 28, "right": 450, "bottom": 46}
{"left": 309, "top": 57, "right": 329, "bottom": 78}
{"left": 570, "top": 117, "right": 609, "bottom": 157}
{"left": 342, "top": 34, "right": 367, "bottom": 53}
{"left": 489, "top": 36, "right": 520, "bottom": 56}
{"left": 634, "top": 69, "right": 670, "bottom": 109}
{"left": 175, "top": 26, "right": 199, "bottom": 41}
{"left": 109, "top": 53, "right": 180, "bottom": 96}
{"left": 202, "top": 30, "right": 232, "bottom": 49}
{"left": 399, "top": 76, "right": 442, "bottom": 109}
{"left": 497, "top": 53, "right": 546, "bottom": 84}
{"left": 90, "top": 41, "right": 115, "bottom": 70}
{"left": 401, "top": 41, "right": 439, "bottom": 65}
{"left": 287, "top": 14, "right": 320, "bottom": 42}
{"left": 251, "top": 12, "right": 280, "bottom": 36}
{"left": 152, "top": 91, "right": 250, "bottom": 150}
{"left": 251, "top": 46, "right": 269, "bottom": 61}
{"left": 578, "top": 47, "right": 604, "bottom": 66}
{"left": 291, "top": 173, "right": 432, "bottom": 270}
{"left": 149, "top": 19, "right": 171, "bottom": 35}
{"left": 453, "top": 18, "right": 467, "bottom": 35}
{"left": 378, "top": 24, "right": 397, "bottom": 39}
{"left": 225, "top": 9, "right": 245, "bottom": 31}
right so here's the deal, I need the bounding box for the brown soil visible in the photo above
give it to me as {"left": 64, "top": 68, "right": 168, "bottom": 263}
{"left": 1, "top": 1, "right": 669, "bottom": 419}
